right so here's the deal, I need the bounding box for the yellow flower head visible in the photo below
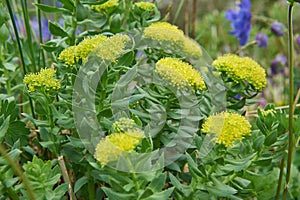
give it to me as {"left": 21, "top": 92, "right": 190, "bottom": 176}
{"left": 58, "top": 46, "right": 77, "bottom": 66}
{"left": 91, "top": 0, "right": 119, "bottom": 13}
{"left": 94, "top": 130, "right": 144, "bottom": 165}
{"left": 144, "top": 22, "right": 184, "bottom": 43}
{"left": 95, "top": 34, "right": 131, "bottom": 62}
{"left": 212, "top": 54, "right": 267, "bottom": 91}
{"left": 144, "top": 22, "right": 202, "bottom": 58}
{"left": 134, "top": 2, "right": 156, "bottom": 11}
{"left": 75, "top": 35, "right": 107, "bottom": 62}
{"left": 58, "top": 35, "right": 107, "bottom": 66}
{"left": 155, "top": 57, "right": 206, "bottom": 91}
{"left": 113, "top": 117, "right": 137, "bottom": 132}
{"left": 260, "top": 108, "right": 276, "bottom": 117}
{"left": 24, "top": 68, "right": 60, "bottom": 93}
{"left": 182, "top": 36, "right": 202, "bottom": 59}
{"left": 201, "top": 112, "right": 251, "bottom": 147}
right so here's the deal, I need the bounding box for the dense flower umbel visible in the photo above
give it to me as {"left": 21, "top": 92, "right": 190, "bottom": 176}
{"left": 24, "top": 68, "right": 60, "bottom": 93}
{"left": 94, "top": 130, "right": 144, "bottom": 165}
{"left": 95, "top": 34, "right": 131, "bottom": 62}
{"left": 225, "top": 0, "right": 252, "bottom": 46}
{"left": 58, "top": 35, "right": 107, "bottom": 65}
{"left": 155, "top": 57, "right": 206, "bottom": 91}
{"left": 201, "top": 112, "right": 251, "bottom": 147}
{"left": 182, "top": 37, "right": 203, "bottom": 59}
{"left": 212, "top": 54, "right": 266, "bottom": 91}
{"left": 91, "top": 0, "right": 119, "bottom": 13}
{"left": 113, "top": 117, "right": 137, "bottom": 132}
{"left": 134, "top": 2, "right": 155, "bottom": 11}
{"left": 143, "top": 22, "right": 184, "bottom": 43}
{"left": 75, "top": 35, "right": 107, "bottom": 62}
{"left": 143, "top": 22, "right": 202, "bottom": 58}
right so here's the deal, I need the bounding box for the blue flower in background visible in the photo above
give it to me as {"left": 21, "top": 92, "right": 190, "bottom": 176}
{"left": 225, "top": 0, "right": 252, "bottom": 46}
{"left": 30, "top": 17, "right": 51, "bottom": 42}
{"left": 270, "top": 22, "right": 285, "bottom": 37}
{"left": 256, "top": 33, "right": 268, "bottom": 48}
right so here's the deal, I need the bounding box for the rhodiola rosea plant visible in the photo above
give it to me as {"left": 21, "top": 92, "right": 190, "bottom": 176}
{"left": 0, "top": 0, "right": 299, "bottom": 199}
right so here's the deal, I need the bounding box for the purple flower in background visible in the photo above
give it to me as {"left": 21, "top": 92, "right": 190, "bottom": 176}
{"left": 258, "top": 97, "right": 267, "bottom": 108}
{"left": 42, "top": 0, "right": 62, "bottom": 7}
{"left": 30, "top": 17, "right": 51, "bottom": 42}
{"left": 234, "top": 94, "right": 242, "bottom": 99}
{"left": 270, "top": 54, "right": 287, "bottom": 75}
{"left": 270, "top": 22, "right": 285, "bottom": 37}
{"left": 13, "top": 15, "right": 26, "bottom": 36}
{"left": 256, "top": 33, "right": 268, "bottom": 48}
{"left": 225, "top": 0, "right": 252, "bottom": 46}
{"left": 295, "top": 35, "right": 300, "bottom": 48}
{"left": 136, "top": 51, "right": 147, "bottom": 59}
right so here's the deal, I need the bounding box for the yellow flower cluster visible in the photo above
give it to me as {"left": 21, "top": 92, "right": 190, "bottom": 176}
{"left": 212, "top": 54, "right": 267, "bottom": 91}
{"left": 24, "top": 68, "right": 60, "bottom": 93}
{"left": 59, "top": 34, "right": 130, "bottom": 65}
{"left": 143, "top": 22, "right": 202, "bottom": 58}
{"left": 182, "top": 37, "right": 203, "bottom": 59}
{"left": 58, "top": 35, "right": 107, "bottom": 66}
{"left": 94, "top": 130, "right": 144, "bottom": 166}
{"left": 155, "top": 57, "right": 206, "bottom": 91}
{"left": 91, "top": 0, "right": 119, "bottom": 13}
{"left": 95, "top": 34, "right": 131, "bottom": 62}
{"left": 113, "top": 117, "right": 137, "bottom": 132}
{"left": 134, "top": 2, "right": 155, "bottom": 11}
{"left": 201, "top": 112, "right": 251, "bottom": 147}
{"left": 144, "top": 22, "right": 184, "bottom": 43}
{"left": 260, "top": 108, "right": 276, "bottom": 117}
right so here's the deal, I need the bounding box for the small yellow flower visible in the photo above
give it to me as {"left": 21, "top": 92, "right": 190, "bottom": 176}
{"left": 94, "top": 130, "right": 144, "bottom": 166}
{"left": 260, "top": 108, "right": 276, "bottom": 117}
{"left": 212, "top": 54, "right": 267, "bottom": 91}
{"left": 58, "top": 35, "right": 107, "bottom": 66}
{"left": 182, "top": 36, "right": 202, "bottom": 58}
{"left": 113, "top": 117, "right": 137, "bottom": 132}
{"left": 95, "top": 34, "right": 131, "bottom": 62}
{"left": 58, "top": 46, "right": 77, "bottom": 66}
{"left": 155, "top": 57, "right": 206, "bottom": 91}
{"left": 144, "top": 22, "right": 184, "bottom": 44}
{"left": 201, "top": 112, "right": 251, "bottom": 147}
{"left": 143, "top": 22, "right": 202, "bottom": 58}
{"left": 91, "top": 0, "right": 119, "bottom": 13}
{"left": 134, "top": 2, "right": 156, "bottom": 11}
{"left": 24, "top": 68, "right": 60, "bottom": 93}
{"left": 75, "top": 35, "right": 107, "bottom": 62}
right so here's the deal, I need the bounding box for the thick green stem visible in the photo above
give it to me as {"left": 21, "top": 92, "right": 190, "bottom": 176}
{"left": 21, "top": 0, "right": 37, "bottom": 72}
{"left": 70, "top": 0, "right": 79, "bottom": 45}
{"left": 275, "top": 155, "right": 285, "bottom": 200}
{"left": 283, "top": 3, "right": 295, "bottom": 200}
{"left": 88, "top": 168, "right": 95, "bottom": 200}
{"left": 37, "top": 0, "right": 46, "bottom": 68}
{"left": 5, "top": 0, "right": 36, "bottom": 119}
{"left": 172, "top": 0, "right": 184, "bottom": 24}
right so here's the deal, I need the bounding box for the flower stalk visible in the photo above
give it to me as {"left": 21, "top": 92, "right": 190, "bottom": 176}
{"left": 36, "top": 0, "right": 46, "bottom": 68}
{"left": 5, "top": 0, "right": 36, "bottom": 119}
{"left": 283, "top": 2, "right": 295, "bottom": 200}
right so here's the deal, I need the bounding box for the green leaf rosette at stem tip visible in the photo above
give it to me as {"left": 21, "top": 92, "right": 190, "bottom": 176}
{"left": 287, "top": 0, "right": 300, "bottom": 4}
